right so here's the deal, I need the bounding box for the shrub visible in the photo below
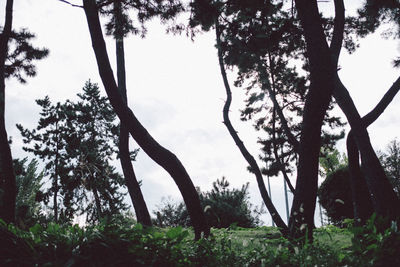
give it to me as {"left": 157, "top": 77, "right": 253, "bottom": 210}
{"left": 153, "top": 177, "right": 262, "bottom": 229}
{"left": 318, "top": 166, "right": 354, "bottom": 226}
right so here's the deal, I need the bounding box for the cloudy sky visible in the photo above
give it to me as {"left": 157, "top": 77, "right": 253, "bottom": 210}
{"left": 2, "top": 0, "right": 400, "bottom": 226}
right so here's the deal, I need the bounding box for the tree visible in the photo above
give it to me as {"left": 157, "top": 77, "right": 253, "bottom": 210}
{"left": 189, "top": 0, "right": 348, "bottom": 241}
{"left": 0, "top": 0, "right": 16, "bottom": 224}
{"left": 331, "top": 0, "right": 400, "bottom": 227}
{"left": 105, "top": 0, "right": 152, "bottom": 226}
{"left": 82, "top": 0, "right": 209, "bottom": 239}
{"left": 17, "top": 81, "right": 129, "bottom": 224}
{"left": 201, "top": 177, "right": 262, "bottom": 228}
{"left": 0, "top": 0, "right": 48, "bottom": 223}
{"left": 189, "top": 0, "right": 400, "bottom": 241}
{"left": 379, "top": 139, "right": 400, "bottom": 198}
{"left": 70, "top": 81, "right": 128, "bottom": 223}
{"left": 214, "top": 17, "right": 288, "bottom": 234}
{"left": 17, "top": 97, "right": 70, "bottom": 223}
{"left": 13, "top": 158, "right": 45, "bottom": 229}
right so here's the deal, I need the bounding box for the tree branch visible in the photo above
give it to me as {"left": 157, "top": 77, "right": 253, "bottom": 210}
{"left": 330, "top": 0, "right": 345, "bottom": 67}
{"left": 57, "top": 0, "right": 83, "bottom": 8}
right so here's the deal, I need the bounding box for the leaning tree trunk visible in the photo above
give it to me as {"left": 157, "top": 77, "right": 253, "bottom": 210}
{"left": 329, "top": 0, "right": 400, "bottom": 221}
{"left": 215, "top": 21, "right": 289, "bottom": 236}
{"left": 82, "top": 0, "right": 209, "bottom": 239}
{"left": 0, "top": 0, "right": 16, "bottom": 224}
{"left": 114, "top": 1, "right": 152, "bottom": 227}
{"left": 288, "top": 0, "right": 336, "bottom": 242}
{"left": 340, "top": 76, "right": 400, "bottom": 223}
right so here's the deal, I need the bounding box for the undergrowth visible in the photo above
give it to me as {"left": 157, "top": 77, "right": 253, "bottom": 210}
{"left": 1, "top": 215, "right": 399, "bottom": 266}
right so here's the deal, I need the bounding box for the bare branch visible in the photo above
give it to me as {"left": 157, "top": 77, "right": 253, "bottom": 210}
{"left": 57, "top": 0, "right": 83, "bottom": 8}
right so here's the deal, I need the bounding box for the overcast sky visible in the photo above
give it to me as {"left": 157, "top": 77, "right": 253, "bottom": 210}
{"left": 2, "top": 0, "right": 400, "bottom": 226}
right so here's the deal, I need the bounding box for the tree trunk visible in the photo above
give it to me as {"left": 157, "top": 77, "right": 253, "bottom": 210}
{"left": 215, "top": 21, "right": 289, "bottom": 236}
{"left": 82, "top": 0, "right": 209, "bottom": 239}
{"left": 346, "top": 132, "right": 373, "bottom": 224}
{"left": 92, "top": 180, "right": 103, "bottom": 220}
{"left": 329, "top": 0, "right": 400, "bottom": 222}
{"left": 333, "top": 75, "right": 400, "bottom": 220}
{"left": 53, "top": 122, "right": 60, "bottom": 223}
{"left": 114, "top": 1, "right": 152, "bottom": 227}
{"left": 338, "top": 75, "right": 400, "bottom": 222}
{"left": 0, "top": 0, "right": 16, "bottom": 224}
{"left": 289, "top": 0, "right": 336, "bottom": 242}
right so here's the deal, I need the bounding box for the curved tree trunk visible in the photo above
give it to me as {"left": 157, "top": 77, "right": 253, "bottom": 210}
{"left": 215, "top": 21, "right": 289, "bottom": 236}
{"left": 329, "top": 0, "right": 400, "bottom": 221}
{"left": 343, "top": 76, "right": 400, "bottom": 223}
{"left": 0, "top": 0, "right": 16, "bottom": 224}
{"left": 82, "top": 0, "right": 209, "bottom": 239}
{"left": 114, "top": 1, "right": 152, "bottom": 227}
{"left": 333, "top": 75, "right": 400, "bottom": 220}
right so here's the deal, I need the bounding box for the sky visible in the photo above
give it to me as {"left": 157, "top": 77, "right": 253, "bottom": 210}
{"left": 2, "top": 0, "right": 400, "bottom": 226}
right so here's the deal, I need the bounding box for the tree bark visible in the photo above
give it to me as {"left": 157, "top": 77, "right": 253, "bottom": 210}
{"left": 0, "top": 0, "right": 16, "bottom": 224}
{"left": 215, "top": 21, "right": 289, "bottom": 236}
{"left": 289, "top": 0, "right": 336, "bottom": 242}
{"left": 114, "top": 1, "right": 152, "bottom": 227}
{"left": 82, "top": 0, "right": 209, "bottom": 239}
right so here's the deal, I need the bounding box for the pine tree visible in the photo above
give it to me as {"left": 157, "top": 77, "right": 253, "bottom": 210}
{"left": 17, "top": 97, "right": 70, "bottom": 223}
{"left": 70, "top": 81, "right": 128, "bottom": 223}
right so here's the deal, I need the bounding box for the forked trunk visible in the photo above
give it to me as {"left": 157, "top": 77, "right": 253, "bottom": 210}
{"left": 289, "top": 0, "right": 336, "bottom": 242}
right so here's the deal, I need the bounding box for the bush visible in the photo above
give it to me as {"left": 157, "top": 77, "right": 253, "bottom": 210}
{"left": 318, "top": 166, "right": 354, "bottom": 226}
{"left": 153, "top": 177, "right": 263, "bottom": 229}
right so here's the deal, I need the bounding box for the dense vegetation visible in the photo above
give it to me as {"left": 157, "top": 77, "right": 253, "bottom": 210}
{"left": 1, "top": 214, "right": 400, "bottom": 266}
{"left": 1, "top": 0, "right": 400, "bottom": 265}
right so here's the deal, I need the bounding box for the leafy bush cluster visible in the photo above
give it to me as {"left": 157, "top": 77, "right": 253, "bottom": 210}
{"left": 2, "top": 214, "right": 399, "bottom": 267}
{"left": 154, "top": 177, "right": 263, "bottom": 229}
{"left": 318, "top": 166, "right": 355, "bottom": 226}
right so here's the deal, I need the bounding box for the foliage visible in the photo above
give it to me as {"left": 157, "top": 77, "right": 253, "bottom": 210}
{"left": 347, "top": 214, "right": 400, "bottom": 267}
{"left": 5, "top": 216, "right": 400, "bottom": 267}
{"left": 379, "top": 138, "right": 400, "bottom": 197}
{"left": 4, "top": 28, "right": 49, "bottom": 83}
{"left": 17, "top": 96, "right": 72, "bottom": 223}
{"left": 98, "top": 0, "right": 184, "bottom": 38}
{"left": 13, "top": 158, "right": 45, "bottom": 229}
{"left": 154, "top": 177, "right": 263, "bottom": 229}
{"left": 189, "top": 0, "right": 346, "bottom": 179}
{"left": 318, "top": 166, "right": 355, "bottom": 226}
{"left": 153, "top": 197, "right": 190, "bottom": 228}
{"left": 16, "top": 80, "right": 128, "bottom": 224}
{"left": 319, "top": 148, "right": 348, "bottom": 177}
{"left": 200, "top": 177, "right": 262, "bottom": 228}
{"left": 68, "top": 81, "right": 128, "bottom": 223}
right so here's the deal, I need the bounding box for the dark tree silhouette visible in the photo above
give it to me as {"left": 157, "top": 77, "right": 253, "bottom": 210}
{"left": 0, "top": 0, "right": 16, "bottom": 224}
{"left": 0, "top": 0, "right": 48, "bottom": 223}
{"left": 215, "top": 20, "right": 288, "bottom": 235}
{"left": 17, "top": 98, "right": 69, "bottom": 223}
{"left": 111, "top": 0, "right": 152, "bottom": 226}
{"left": 82, "top": 0, "right": 209, "bottom": 239}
